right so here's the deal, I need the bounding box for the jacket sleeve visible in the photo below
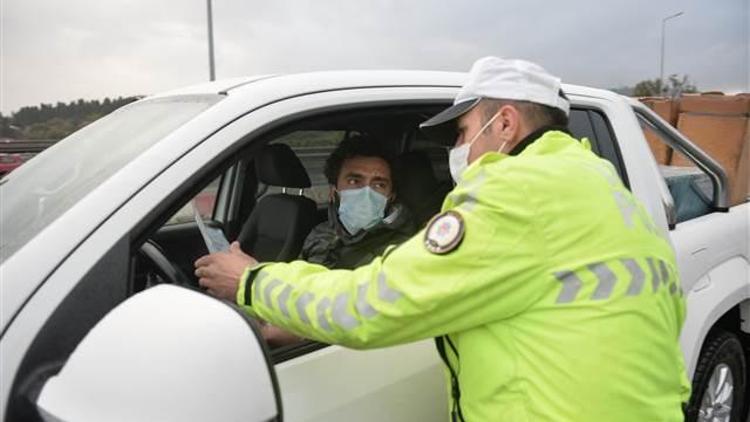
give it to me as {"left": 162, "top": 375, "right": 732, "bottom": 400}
{"left": 237, "top": 167, "right": 551, "bottom": 349}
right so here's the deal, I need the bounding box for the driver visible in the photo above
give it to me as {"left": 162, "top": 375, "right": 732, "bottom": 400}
{"left": 301, "top": 135, "right": 415, "bottom": 269}
{"left": 261, "top": 135, "right": 416, "bottom": 346}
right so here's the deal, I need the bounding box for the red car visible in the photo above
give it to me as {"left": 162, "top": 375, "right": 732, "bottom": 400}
{"left": 0, "top": 154, "right": 24, "bottom": 177}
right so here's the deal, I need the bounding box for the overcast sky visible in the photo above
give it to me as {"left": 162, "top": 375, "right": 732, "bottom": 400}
{"left": 1, "top": 0, "right": 747, "bottom": 114}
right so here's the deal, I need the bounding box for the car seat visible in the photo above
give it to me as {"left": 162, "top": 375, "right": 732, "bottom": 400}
{"left": 237, "top": 144, "right": 318, "bottom": 262}
{"left": 395, "top": 150, "right": 452, "bottom": 227}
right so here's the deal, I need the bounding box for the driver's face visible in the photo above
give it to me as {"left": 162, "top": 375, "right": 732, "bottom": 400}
{"left": 335, "top": 156, "right": 393, "bottom": 199}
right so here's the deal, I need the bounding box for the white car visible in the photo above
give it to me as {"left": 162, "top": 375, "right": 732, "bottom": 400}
{"left": 1, "top": 72, "right": 748, "bottom": 421}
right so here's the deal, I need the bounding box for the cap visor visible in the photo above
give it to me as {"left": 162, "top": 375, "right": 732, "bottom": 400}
{"left": 419, "top": 98, "right": 480, "bottom": 143}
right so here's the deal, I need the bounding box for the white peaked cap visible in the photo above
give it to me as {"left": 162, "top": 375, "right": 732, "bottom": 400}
{"left": 420, "top": 56, "right": 570, "bottom": 142}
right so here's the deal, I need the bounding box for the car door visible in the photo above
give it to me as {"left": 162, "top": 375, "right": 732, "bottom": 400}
{"left": 195, "top": 86, "right": 454, "bottom": 421}
{"left": 4, "top": 85, "right": 455, "bottom": 422}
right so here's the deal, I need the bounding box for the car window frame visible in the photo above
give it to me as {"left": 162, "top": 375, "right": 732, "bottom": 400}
{"left": 634, "top": 109, "right": 731, "bottom": 227}
{"left": 633, "top": 105, "right": 730, "bottom": 210}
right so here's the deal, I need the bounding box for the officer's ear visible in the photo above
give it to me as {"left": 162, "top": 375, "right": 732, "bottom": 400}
{"left": 494, "top": 104, "right": 522, "bottom": 144}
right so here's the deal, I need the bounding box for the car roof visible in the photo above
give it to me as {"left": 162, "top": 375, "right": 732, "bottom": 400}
{"left": 150, "top": 70, "right": 623, "bottom": 105}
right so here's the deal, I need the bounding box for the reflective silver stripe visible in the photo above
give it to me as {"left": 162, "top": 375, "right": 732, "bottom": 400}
{"left": 659, "top": 260, "right": 670, "bottom": 285}
{"left": 332, "top": 293, "right": 359, "bottom": 330}
{"left": 356, "top": 282, "right": 378, "bottom": 318}
{"left": 295, "top": 292, "right": 315, "bottom": 324}
{"left": 377, "top": 272, "right": 401, "bottom": 303}
{"left": 457, "top": 193, "right": 479, "bottom": 212}
{"left": 253, "top": 271, "right": 269, "bottom": 304}
{"left": 277, "top": 285, "right": 293, "bottom": 318}
{"left": 462, "top": 168, "right": 486, "bottom": 190}
{"left": 613, "top": 191, "right": 636, "bottom": 228}
{"left": 622, "top": 258, "right": 645, "bottom": 296}
{"left": 263, "top": 279, "right": 283, "bottom": 308}
{"left": 457, "top": 169, "right": 486, "bottom": 212}
{"left": 647, "top": 258, "right": 660, "bottom": 292}
{"left": 316, "top": 298, "right": 332, "bottom": 332}
{"left": 589, "top": 262, "right": 617, "bottom": 300}
{"left": 582, "top": 161, "right": 619, "bottom": 187}
{"left": 645, "top": 216, "right": 659, "bottom": 236}
{"left": 555, "top": 271, "right": 583, "bottom": 304}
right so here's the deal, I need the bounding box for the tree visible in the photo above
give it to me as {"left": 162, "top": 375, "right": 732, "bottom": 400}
{"left": 7, "top": 96, "right": 140, "bottom": 140}
{"left": 632, "top": 74, "right": 698, "bottom": 97}
{"left": 0, "top": 112, "right": 21, "bottom": 138}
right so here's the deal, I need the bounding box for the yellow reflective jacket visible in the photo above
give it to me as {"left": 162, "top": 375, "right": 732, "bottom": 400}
{"left": 237, "top": 130, "right": 690, "bottom": 421}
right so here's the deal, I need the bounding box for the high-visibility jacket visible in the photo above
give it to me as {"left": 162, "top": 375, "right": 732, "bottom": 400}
{"left": 237, "top": 130, "right": 690, "bottom": 421}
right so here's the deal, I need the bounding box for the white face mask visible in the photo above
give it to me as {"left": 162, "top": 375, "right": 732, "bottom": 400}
{"left": 448, "top": 111, "right": 507, "bottom": 183}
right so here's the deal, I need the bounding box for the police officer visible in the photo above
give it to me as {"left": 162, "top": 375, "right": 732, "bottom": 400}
{"left": 195, "top": 57, "right": 690, "bottom": 421}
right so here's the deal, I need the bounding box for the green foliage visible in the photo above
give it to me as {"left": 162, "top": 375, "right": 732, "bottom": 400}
{"left": 2, "top": 96, "right": 140, "bottom": 140}
{"left": 275, "top": 130, "right": 346, "bottom": 147}
{"left": 632, "top": 79, "right": 663, "bottom": 97}
{"left": 632, "top": 74, "right": 698, "bottom": 97}
{"left": 0, "top": 112, "right": 21, "bottom": 139}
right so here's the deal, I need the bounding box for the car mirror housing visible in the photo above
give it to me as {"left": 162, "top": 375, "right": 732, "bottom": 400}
{"left": 36, "top": 285, "right": 281, "bottom": 422}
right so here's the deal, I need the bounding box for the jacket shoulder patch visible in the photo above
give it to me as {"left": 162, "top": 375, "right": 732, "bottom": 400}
{"left": 424, "top": 211, "right": 465, "bottom": 254}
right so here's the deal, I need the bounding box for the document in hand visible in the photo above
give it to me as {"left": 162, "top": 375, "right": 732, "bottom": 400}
{"left": 193, "top": 202, "right": 230, "bottom": 253}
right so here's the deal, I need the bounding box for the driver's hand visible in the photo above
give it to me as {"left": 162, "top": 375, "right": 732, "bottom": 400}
{"left": 194, "top": 241, "right": 257, "bottom": 302}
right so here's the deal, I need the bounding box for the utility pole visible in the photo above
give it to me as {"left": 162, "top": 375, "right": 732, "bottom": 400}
{"left": 207, "top": 0, "right": 216, "bottom": 81}
{"left": 660, "top": 11, "right": 683, "bottom": 94}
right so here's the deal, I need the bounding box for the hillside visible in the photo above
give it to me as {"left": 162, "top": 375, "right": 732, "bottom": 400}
{"left": 1, "top": 96, "right": 140, "bottom": 140}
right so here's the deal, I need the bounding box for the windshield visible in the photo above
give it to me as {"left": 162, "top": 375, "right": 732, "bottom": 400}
{"left": 0, "top": 94, "right": 223, "bottom": 262}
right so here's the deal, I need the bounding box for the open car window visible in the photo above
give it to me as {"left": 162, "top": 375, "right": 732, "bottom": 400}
{"left": 138, "top": 102, "right": 631, "bottom": 363}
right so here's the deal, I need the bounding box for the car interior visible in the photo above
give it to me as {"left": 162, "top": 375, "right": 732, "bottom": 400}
{"left": 133, "top": 105, "right": 457, "bottom": 359}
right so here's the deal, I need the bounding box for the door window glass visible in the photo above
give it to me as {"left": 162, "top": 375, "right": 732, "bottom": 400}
{"left": 166, "top": 175, "right": 223, "bottom": 225}
{"left": 638, "top": 116, "right": 713, "bottom": 223}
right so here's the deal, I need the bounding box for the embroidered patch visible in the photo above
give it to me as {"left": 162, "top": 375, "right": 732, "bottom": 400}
{"left": 424, "top": 211, "right": 465, "bottom": 254}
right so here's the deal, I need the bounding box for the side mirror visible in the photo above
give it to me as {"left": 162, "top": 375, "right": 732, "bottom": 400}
{"left": 36, "top": 285, "right": 281, "bottom": 422}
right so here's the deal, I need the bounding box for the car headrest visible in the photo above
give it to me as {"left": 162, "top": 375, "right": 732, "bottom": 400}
{"left": 396, "top": 151, "right": 440, "bottom": 197}
{"left": 255, "top": 144, "right": 311, "bottom": 188}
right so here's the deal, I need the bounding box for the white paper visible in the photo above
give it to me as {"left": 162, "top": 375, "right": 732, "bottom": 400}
{"left": 193, "top": 202, "right": 230, "bottom": 253}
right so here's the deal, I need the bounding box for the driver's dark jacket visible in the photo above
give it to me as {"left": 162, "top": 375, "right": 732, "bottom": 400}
{"left": 300, "top": 202, "right": 416, "bottom": 269}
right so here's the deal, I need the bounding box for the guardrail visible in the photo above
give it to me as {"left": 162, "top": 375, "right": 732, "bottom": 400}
{"left": 0, "top": 139, "right": 57, "bottom": 154}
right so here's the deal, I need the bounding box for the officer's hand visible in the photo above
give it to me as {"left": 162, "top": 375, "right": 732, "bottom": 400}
{"left": 261, "top": 324, "right": 304, "bottom": 348}
{"left": 194, "top": 241, "right": 258, "bottom": 301}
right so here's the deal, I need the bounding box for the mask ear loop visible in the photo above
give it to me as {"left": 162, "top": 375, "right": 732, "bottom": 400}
{"left": 498, "top": 140, "right": 508, "bottom": 154}
{"left": 465, "top": 110, "right": 502, "bottom": 148}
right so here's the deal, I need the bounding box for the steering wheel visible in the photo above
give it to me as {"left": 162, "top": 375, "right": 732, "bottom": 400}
{"left": 137, "top": 240, "right": 194, "bottom": 288}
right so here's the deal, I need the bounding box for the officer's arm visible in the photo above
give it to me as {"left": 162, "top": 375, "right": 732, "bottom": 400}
{"left": 237, "top": 170, "right": 549, "bottom": 349}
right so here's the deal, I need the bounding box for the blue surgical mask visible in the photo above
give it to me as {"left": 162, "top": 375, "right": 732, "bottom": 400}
{"left": 337, "top": 187, "right": 388, "bottom": 235}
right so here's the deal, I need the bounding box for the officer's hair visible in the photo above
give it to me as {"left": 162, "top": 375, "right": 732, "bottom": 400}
{"left": 480, "top": 98, "right": 569, "bottom": 130}
{"left": 324, "top": 134, "right": 397, "bottom": 190}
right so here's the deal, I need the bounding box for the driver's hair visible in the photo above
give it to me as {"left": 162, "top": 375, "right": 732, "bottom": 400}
{"left": 323, "top": 135, "right": 397, "bottom": 191}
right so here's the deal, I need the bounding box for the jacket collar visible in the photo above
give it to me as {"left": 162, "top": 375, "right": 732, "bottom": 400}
{"left": 509, "top": 125, "right": 571, "bottom": 156}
